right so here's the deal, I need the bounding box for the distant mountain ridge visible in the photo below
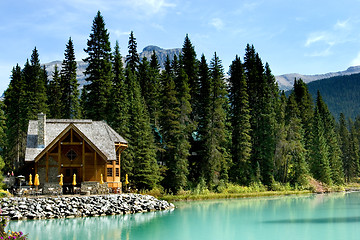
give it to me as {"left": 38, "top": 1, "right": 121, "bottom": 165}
{"left": 275, "top": 66, "right": 360, "bottom": 90}
{"left": 44, "top": 45, "right": 182, "bottom": 88}
{"left": 305, "top": 73, "right": 360, "bottom": 119}
{"left": 44, "top": 45, "right": 360, "bottom": 94}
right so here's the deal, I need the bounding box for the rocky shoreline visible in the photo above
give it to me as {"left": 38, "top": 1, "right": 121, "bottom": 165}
{"left": 0, "top": 194, "right": 175, "bottom": 220}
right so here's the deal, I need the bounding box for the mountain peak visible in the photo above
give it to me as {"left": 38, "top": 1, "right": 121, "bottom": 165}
{"left": 142, "top": 45, "right": 163, "bottom": 52}
{"left": 276, "top": 65, "right": 360, "bottom": 91}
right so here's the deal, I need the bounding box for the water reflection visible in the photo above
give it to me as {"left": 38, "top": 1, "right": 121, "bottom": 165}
{"left": 8, "top": 209, "right": 174, "bottom": 240}
{"left": 7, "top": 193, "right": 360, "bottom": 240}
{"left": 264, "top": 216, "right": 360, "bottom": 224}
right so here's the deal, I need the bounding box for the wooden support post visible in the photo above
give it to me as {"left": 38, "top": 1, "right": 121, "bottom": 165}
{"left": 94, "top": 152, "right": 97, "bottom": 181}
{"left": 58, "top": 141, "right": 61, "bottom": 175}
{"left": 82, "top": 140, "right": 85, "bottom": 182}
{"left": 118, "top": 150, "right": 121, "bottom": 180}
{"left": 104, "top": 162, "right": 107, "bottom": 183}
{"left": 46, "top": 152, "right": 49, "bottom": 182}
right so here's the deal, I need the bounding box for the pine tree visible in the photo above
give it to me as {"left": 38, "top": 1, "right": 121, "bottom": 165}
{"left": 60, "top": 37, "right": 80, "bottom": 119}
{"left": 139, "top": 56, "right": 161, "bottom": 127}
{"left": 4, "top": 65, "right": 27, "bottom": 169}
{"left": 281, "top": 95, "right": 308, "bottom": 185}
{"left": 173, "top": 60, "right": 193, "bottom": 191}
{"left": 191, "top": 54, "right": 211, "bottom": 182}
{"left": 315, "top": 91, "right": 344, "bottom": 184}
{"left": 181, "top": 34, "right": 199, "bottom": 121}
{"left": 108, "top": 41, "right": 128, "bottom": 137}
{"left": 149, "top": 50, "right": 162, "bottom": 127}
{"left": 349, "top": 123, "right": 360, "bottom": 181}
{"left": 228, "top": 55, "right": 251, "bottom": 185}
{"left": 83, "top": 11, "right": 112, "bottom": 120}
{"left": 244, "top": 44, "right": 276, "bottom": 186}
{"left": 125, "top": 31, "right": 140, "bottom": 73}
{"left": 160, "top": 58, "right": 191, "bottom": 192}
{"left": 310, "top": 109, "right": 332, "bottom": 185}
{"left": 47, "top": 65, "right": 62, "bottom": 118}
{"left": 339, "top": 113, "right": 351, "bottom": 182}
{"left": 23, "top": 47, "right": 48, "bottom": 121}
{"left": 202, "top": 52, "right": 230, "bottom": 187}
{"left": 124, "top": 68, "right": 161, "bottom": 189}
{"left": 291, "top": 78, "right": 314, "bottom": 151}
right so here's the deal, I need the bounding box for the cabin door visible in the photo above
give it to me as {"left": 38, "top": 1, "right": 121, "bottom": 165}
{"left": 62, "top": 167, "right": 81, "bottom": 185}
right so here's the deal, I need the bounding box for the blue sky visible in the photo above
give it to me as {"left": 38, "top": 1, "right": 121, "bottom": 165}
{"left": 1, "top": 0, "right": 360, "bottom": 94}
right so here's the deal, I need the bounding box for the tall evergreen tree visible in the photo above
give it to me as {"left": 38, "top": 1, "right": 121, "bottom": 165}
{"left": 159, "top": 60, "right": 192, "bottom": 192}
{"left": 173, "top": 60, "right": 193, "bottom": 191}
{"left": 149, "top": 50, "right": 162, "bottom": 127}
{"left": 47, "top": 65, "right": 62, "bottom": 118}
{"left": 181, "top": 34, "right": 199, "bottom": 125}
{"left": 339, "top": 113, "right": 350, "bottom": 182}
{"left": 310, "top": 109, "right": 332, "bottom": 185}
{"left": 108, "top": 41, "right": 128, "bottom": 136}
{"left": 83, "top": 11, "right": 112, "bottom": 120}
{"left": 244, "top": 44, "right": 276, "bottom": 186}
{"left": 60, "top": 37, "right": 80, "bottom": 119}
{"left": 125, "top": 31, "right": 139, "bottom": 73}
{"left": 348, "top": 123, "right": 360, "bottom": 181}
{"left": 315, "top": 91, "right": 344, "bottom": 184}
{"left": 23, "top": 47, "right": 48, "bottom": 121}
{"left": 280, "top": 95, "right": 308, "bottom": 185}
{"left": 4, "top": 65, "right": 27, "bottom": 169}
{"left": 191, "top": 54, "right": 211, "bottom": 182}
{"left": 291, "top": 78, "right": 314, "bottom": 151}
{"left": 124, "top": 68, "right": 161, "bottom": 189}
{"left": 202, "top": 52, "right": 230, "bottom": 187}
{"left": 228, "top": 55, "right": 252, "bottom": 184}
{"left": 139, "top": 56, "right": 161, "bottom": 127}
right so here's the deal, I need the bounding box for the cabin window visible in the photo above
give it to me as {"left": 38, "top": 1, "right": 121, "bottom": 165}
{"left": 116, "top": 168, "right": 120, "bottom": 177}
{"left": 116, "top": 156, "right": 120, "bottom": 165}
{"left": 107, "top": 168, "right": 113, "bottom": 177}
{"left": 66, "top": 149, "right": 77, "bottom": 161}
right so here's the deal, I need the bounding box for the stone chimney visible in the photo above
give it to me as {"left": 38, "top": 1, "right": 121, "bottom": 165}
{"left": 38, "top": 113, "right": 46, "bottom": 148}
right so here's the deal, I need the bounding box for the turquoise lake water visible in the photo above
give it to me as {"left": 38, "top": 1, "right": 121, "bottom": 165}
{"left": 7, "top": 192, "right": 360, "bottom": 240}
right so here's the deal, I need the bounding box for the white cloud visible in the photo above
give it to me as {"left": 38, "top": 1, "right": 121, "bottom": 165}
{"left": 305, "top": 32, "right": 331, "bottom": 47}
{"left": 210, "top": 18, "right": 224, "bottom": 30}
{"left": 151, "top": 23, "right": 165, "bottom": 31}
{"left": 128, "top": 0, "right": 176, "bottom": 15}
{"left": 351, "top": 51, "right": 360, "bottom": 66}
{"left": 111, "top": 30, "right": 131, "bottom": 39}
{"left": 334, "top": 18, "right": 350, "bottom": 30}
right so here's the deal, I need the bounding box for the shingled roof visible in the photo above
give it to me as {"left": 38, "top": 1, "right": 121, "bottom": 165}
{"left": 25, "top": 118, "right": 127, "bottom": 162}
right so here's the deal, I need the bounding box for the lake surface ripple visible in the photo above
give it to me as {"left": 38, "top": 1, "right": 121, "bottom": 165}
{"left": 8, "top": 192, "right": 360, "bottom": 240}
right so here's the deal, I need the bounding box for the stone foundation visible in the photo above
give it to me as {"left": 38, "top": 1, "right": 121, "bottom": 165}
{"left": 0, "top": 194, "right": 175, "bottom": 220}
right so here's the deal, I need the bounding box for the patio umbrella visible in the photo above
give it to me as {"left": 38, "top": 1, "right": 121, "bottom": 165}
{"left": 28, "top": 174, "right": 33, "bottom": 186}
{"left": 125, "top": 174, "right": 129, "bottom": 185}
{"left": 59, "top": 174, "right": 63, "bottom": 186}
{"left": 72, "top": 174, "right": 76, "bottom": 186}
{"left": 100, "top": 173, "right": 104, "bottom": 184}
{"left": 34, "top": 174, "right": 40, "bottom": 190}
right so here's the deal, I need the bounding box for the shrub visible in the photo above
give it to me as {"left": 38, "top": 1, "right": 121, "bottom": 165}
{"left": 141, "top": 186, "right": 164, "bottom": 198}
{"left": 0, "top": 190, "right": 11, "bottom": 198}
{"left": 0, "top": 214, "right": 27, "bottom": 239}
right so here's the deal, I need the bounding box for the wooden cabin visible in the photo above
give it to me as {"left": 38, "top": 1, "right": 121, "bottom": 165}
{"left": 25, "top": 113, "right": 127, "bottom": 191}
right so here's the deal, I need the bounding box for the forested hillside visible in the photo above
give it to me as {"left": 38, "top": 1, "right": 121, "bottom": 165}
{"left": 2, "top": 11, "right": 359, "bottom": 193}
{"left": 306, "top": 73, "right": 360, "bottom": 119}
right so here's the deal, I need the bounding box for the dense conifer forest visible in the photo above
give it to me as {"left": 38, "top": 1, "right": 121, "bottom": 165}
{"left": 2, "top": 11, "right": 360, "bottom": 192}
{"left": 306, "top": 73, "right": 360, "bottom": 120}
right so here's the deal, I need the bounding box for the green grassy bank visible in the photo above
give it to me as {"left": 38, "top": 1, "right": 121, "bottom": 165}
{"left": 159, "top": 190, "right": 312, "bottom": 202}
